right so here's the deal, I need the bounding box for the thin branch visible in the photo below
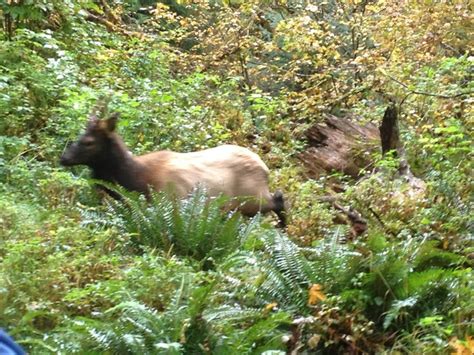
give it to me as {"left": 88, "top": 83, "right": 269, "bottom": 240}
{"left": 352, "top": 196, "right": 396, "bottom": 236}
{"left": 329, "top": 83, "right": 373, "bottom": 109}
{"left": 98, "top": 0, "right": 122, "bottom": 25}
{"left": 84, "top": 11, "right": 145, "bottom": 39}
{"left": 386, "top": 73, "right": 473, "bottom": 99}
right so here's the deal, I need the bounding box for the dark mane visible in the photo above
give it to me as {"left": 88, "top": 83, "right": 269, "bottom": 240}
{"left": 90, "top": 133, "right": 148, "bottom": 195}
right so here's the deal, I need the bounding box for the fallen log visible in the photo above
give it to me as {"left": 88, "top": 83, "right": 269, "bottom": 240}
{"left": 298, "top": 108, "right": 426, "bottom": 238}
{"left": 299, "top": 114, "right": 380, "bottom": 178}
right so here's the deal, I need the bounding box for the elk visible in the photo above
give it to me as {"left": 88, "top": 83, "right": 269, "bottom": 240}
{"left": 60, "top": 107, "right": 286, "bottom": 227}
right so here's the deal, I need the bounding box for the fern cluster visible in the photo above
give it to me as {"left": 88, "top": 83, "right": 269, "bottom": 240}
{"left": 47, "top": 274, "right": 210, "bottom": 354}
{"left": 107, "top": 187, "right": 243, "bottom": 264}
{"left": 3, "top": 187, "right": 470, "bottom": 354}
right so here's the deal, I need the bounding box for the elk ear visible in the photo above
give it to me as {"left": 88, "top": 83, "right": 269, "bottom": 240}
{"left": 105, "top": 112, "right": 120, "bottom": 132}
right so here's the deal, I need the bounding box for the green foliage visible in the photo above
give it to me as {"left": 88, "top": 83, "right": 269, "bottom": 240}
{"left": 253, "top": 231, "right": 318, "bottom": 311}
{"left": 0, "top": 1, "right": 472, "bottom": 354}
{"left": 0, "top": 0, "right": 79, "bottom": 39}
{"left": 108, "top": 187, "right": 243, "bottom": 265}
{"left": 61, "top": 279, "right": 210, "bottom": 354}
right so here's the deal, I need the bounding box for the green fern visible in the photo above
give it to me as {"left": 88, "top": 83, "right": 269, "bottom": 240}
{"left": 411, "top": 240, "right": 463, "bottom": 270}
{"left": 204, "top": 306, "right": 262, "bottom": 323}
{"left": 106, "top": 186, "right": 243, "bottom": 264}
{"left": 203, "top": 306, "right": 290, "bottom": 354}
{"left": 403, "top": 268, "right": 446, "bottom": 297}
{"left": 226, "top": 312, "right": 291, "bottom": 354}
{"left": 59, "top": 273, "right": 213, "bottom": 354}
{"left": 220, "top": 229, "right": 320, "bottom": 313}
{"left": 307, "top": 234, "right": 364, "bottom": 293}
{"left": 383, "top": 296, "right": 418, "bottom": 330}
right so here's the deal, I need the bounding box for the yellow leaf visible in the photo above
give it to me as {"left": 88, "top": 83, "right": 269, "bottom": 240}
{"left": 442, "top": 239, "right": 449, "bottom": 250}
{"left": 96, "top": 53, "right": 109, "bottom": 62}
{"left": 308, "top": 284, "right": 326, "bottom": 305}
{"left": 308, "top": 334, "right": 321, "bottom": 349}
{"left": 263, "top": 302, "right": 278, "bottom": 314}
{"left": 449, "top": 336, "right": 474, "bottom": 355}
{"left": 264, "top": 302, "right": 278, "bottom": 311}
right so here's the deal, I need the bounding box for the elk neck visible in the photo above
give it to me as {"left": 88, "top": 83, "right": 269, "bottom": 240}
{"left": 89, "top": 135, "right": 148, "bottom": 194}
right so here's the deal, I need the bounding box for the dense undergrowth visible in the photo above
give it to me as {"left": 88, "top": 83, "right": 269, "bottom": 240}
{"left": 0, "top": 1, "right": 473, "bottom": 354}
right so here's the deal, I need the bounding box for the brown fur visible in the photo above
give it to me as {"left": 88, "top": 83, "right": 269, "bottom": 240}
{"left": 60, "top": 113, "right": 286, "bottom": 226}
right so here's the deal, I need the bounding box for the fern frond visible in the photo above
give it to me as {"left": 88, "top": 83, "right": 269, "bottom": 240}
{"left": 249, "top": 231, "right": 319, "bottom": 312}
{"left": 203, "top": 306, "right": 261, "bottom": 323}
{"left": 411, "top": 240, "right": 463, "bottom": 270}
{"left": 383, "top": 296, "right": 418, "bottom": 330}
{"left": 107, "top": 187, "right": 244, "bottom": 263}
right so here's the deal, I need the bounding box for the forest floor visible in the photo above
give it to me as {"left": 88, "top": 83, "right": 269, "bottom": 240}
{"left": 0, "top": 1, "right": 472, "bottom": 354}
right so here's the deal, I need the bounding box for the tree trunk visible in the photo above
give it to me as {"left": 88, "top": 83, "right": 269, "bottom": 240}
{"left": 4, "top": 13, "right": 13, "bottom": 40}
{"left": 379, "top": 104, "right": 411, "bottom": 177}
{"left": 379, "top": 104, "right": 426, "bottom": 189}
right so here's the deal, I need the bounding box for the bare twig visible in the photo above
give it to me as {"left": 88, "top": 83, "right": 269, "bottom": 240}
{"left": 84, "top": 11, "right": 145, "bottom": 38}
{"left": 329, "top": 83, "right": 373, "bottom": 109}
{"left": 386, "top": 73, "right": 473, "bottom": 100}
{"left": 89, "top": 95, "right": 112, "bottom": 120}
{"left": 352, "top": 196, "right": 397, "bottom": 236}
{"left": 318, "top": 196, "right": 368, "bottom": 236}
{"left": 85, "top": 12, "right": 120, "bottom": 33}
{"left": 98, "top": 0, "right": 121, "bottom": 25}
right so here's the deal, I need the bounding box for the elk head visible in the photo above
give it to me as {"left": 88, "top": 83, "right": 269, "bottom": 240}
{"left": 60, "top": 99, "right": 120, "bottom": 167}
